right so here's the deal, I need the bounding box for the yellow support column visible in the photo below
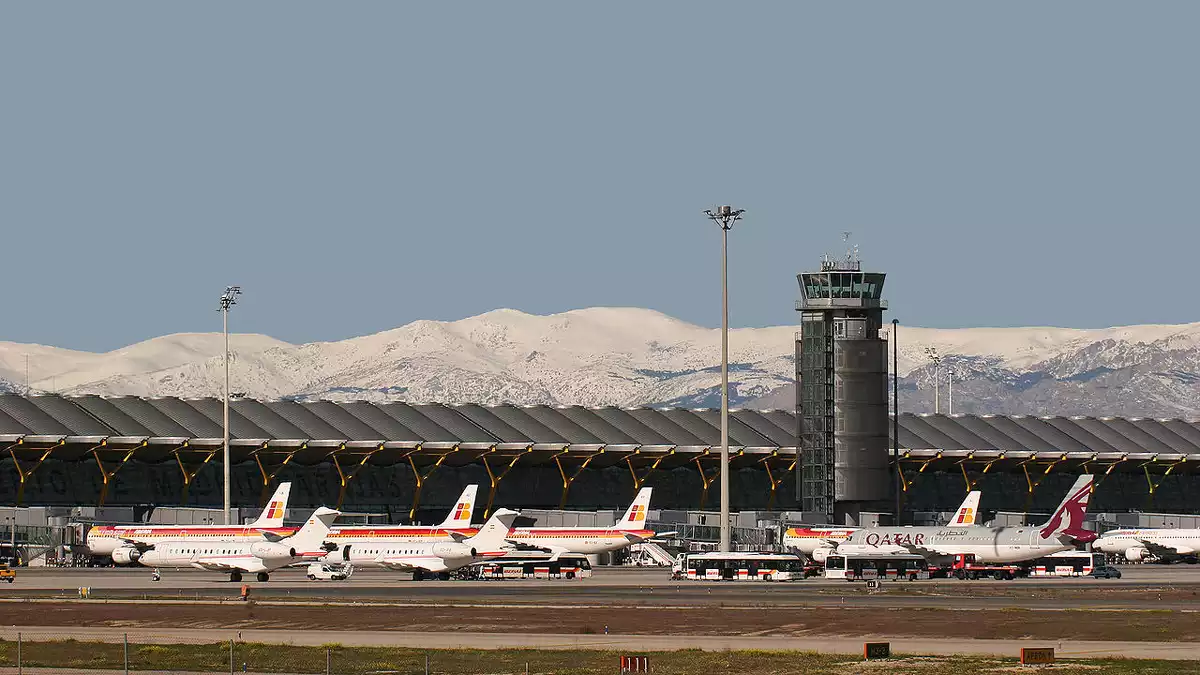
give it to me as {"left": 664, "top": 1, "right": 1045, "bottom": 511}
{"left": 758, "top": 453, "right": 795, "bottom": 511}
{"left": 554, "top": 449, "right": 602, "bottom": 509}
{"left": 255, "top": 443, "right": 299, "bottom": 507}
{"left": 331, "top": 444, "right": 383, "bottom": 510}
{"left": 92, "top": 440, "right": 144, "bottom": 507}
{"left": 626, "top": 449, "right": 670, "bottom": 492}
{"left": 481, "top": 448, "right": 528, "bottom": 518}
{"left": 407, "top": 445, "right": 450, "bottom": 522}
{"left": 8, "top": 439, "right": 62, "bottom": 505}
{"left": 171, "top": 442, "right": 217, "bottom": 505}
{"left": 694, "top": 454, "right": 719, "bottom": 509}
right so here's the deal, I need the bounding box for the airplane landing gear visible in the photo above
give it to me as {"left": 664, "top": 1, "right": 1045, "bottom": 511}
{"left": 256, "top": 572, "right": 270, "bottom": 582}
{"left": 230, "top": 572, "right": 242, "bottom": 583}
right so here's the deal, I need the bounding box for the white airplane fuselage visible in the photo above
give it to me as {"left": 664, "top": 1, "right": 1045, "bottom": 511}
{"left": 836, "top": 526, "right": 1076, "bottom": 564}
{"left": 507, "top": 527, "right": 657, "bottom": 555}
{"left": 1093, "top": 529, "right": 1200, "bottom": 560}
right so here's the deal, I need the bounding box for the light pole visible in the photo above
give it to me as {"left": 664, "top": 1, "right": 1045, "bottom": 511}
{"left": 704, "top": 205, "right": 744, "bottom": 553}
{"left": 892, "top": 319, "right": 901, "bottom": 526}
{"left": 924, "top": 347, "right": 941, "bottom": 414}
{"left": 219, "top": 286, "right": 242, "bottom": 525}
{"left": 947, "top": 366, "right": 953, "bottom": 415}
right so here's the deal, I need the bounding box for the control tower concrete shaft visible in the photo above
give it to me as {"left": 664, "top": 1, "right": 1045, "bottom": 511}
{"left": 795, "top": 253, "right": 891, "bottom": 525}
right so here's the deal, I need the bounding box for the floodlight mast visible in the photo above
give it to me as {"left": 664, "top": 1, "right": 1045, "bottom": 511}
{"left": 218, "top": 285, "right": 242, "bottom": 526}
{"left": 703, "top": 205, "right": 745, "bottom": 554}
{"left": 925, "top": 346, "right": 941, "bottom": 414}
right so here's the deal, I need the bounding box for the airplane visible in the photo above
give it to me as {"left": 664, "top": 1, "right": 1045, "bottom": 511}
{"left": 784, "top": 490, "right": 983, "bottom": 562}
{"left": 324, "top": 485, "right": 478, "bottom": 544}
{"left": 87, "top": 482, "right": 293, "bottom": 562}
{"left": 829, "top": 475, "right": 1096, "bottom": 564}
{"left": 1093, "top": 527, "right": 1200, "bottom": 563}
{"left": 326, "top": 508, "right": 520, "bottom": 580}
{"left": 137, "top": 506, "right": 340, "bottom": 583}
{"left": 505, "top": 487, "right": 673, "bottom": 559}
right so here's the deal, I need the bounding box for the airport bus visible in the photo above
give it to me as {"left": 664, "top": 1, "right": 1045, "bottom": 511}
{"left": 824, "top": 553, "right": 931, "bottom": 581}
{"left": 673, "top": 552, "right": 807, "bottom": 581}
{"left": 470, "top": 553, "right": 593, "bottom": 580}
{"left": 1024, "top": 550, "right": 1105, "bottom": 577}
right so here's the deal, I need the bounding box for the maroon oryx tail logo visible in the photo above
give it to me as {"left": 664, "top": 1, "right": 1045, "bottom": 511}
{"left": 1039, "top": 476, "right": 1095, "bottom": 541}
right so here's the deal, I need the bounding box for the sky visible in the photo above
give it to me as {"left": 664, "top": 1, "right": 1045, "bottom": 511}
{"left": 3, "top": 3, "right": 1198, "bottom": 352}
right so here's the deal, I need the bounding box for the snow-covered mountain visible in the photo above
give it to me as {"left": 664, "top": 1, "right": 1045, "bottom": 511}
{"left": 3, "top": 308, "right": 1200, "bottom": 417}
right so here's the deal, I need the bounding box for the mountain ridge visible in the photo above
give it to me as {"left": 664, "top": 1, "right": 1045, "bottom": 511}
{"left": 2, "top": 308, "right": 1199, "bottom": 417}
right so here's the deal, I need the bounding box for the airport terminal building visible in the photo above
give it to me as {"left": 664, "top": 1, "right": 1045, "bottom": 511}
{"left": 2, "top": 393, "right": 1200, "bottom": 523}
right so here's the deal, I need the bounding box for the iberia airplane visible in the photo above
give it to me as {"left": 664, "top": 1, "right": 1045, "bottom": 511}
{"left": 506, "top": 487, "right": 671, "bottom": 559}
{"left": 138, "top": 507, "right": 340, "bottom": 583}
{"left": 86, "top": 483, "right": 293, "bottom": 563}
{"left": 325, "top": 485, "right": 479, "bottom": 544}
{"left": 325, "top": 508, "right": 520, "bottom": 579}
{"left": 783, "top": 490, "right": 982, "bottom": 562}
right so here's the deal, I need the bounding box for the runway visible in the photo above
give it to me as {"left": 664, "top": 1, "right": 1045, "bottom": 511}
{"left": 3, "top": 564, "right": 1200, "bottom": 611}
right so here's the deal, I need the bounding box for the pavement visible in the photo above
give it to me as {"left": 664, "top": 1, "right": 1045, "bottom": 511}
{"left": 4, "top": 564, "right": 1200, "bottom": 661}
{"left": 2, "top": 626, "right": 1200, "bottom": 660}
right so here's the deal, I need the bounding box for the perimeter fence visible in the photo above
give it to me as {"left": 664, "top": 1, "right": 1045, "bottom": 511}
{"left": 0, "top": 630, "right": 541, "bottom": 675}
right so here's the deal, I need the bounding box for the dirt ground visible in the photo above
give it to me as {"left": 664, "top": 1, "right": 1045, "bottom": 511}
{"left": 9, "top": 602, "right": 1198, "bottom": 642}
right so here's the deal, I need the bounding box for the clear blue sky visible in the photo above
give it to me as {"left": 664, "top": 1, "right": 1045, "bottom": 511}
{"left": 3, "top": 3, "right": 1198, "bottom": 352}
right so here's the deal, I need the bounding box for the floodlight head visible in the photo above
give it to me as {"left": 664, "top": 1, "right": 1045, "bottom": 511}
{"left": 219, "top": 285, "right": 243, "bottom": 311}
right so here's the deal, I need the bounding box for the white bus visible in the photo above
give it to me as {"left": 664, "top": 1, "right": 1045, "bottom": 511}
{"left": 1025, "top": 550, "right": 1105, "bottom": 577}
{"left": 472, "top": 553, "right": 593, "bottom": 580}
{"left": 824, "top": 554, "right": 931, "bottom": 581}
{"left": 673, "top": 552, "right": 806, "bottom": 581}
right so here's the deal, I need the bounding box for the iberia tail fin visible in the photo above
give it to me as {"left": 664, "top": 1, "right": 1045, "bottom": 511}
{"left": 436, "top": 485, "right": 478, "bottom": 528}
{"left": 250, "top": 482, "right": 292, "bottom": 528}
{"left": 615, "top": 487, "right": 652, "bottom": 529}
{"left": 948, "top": 490, "right": 981, "bottom": 527}
{"left": 1037, "top": 475, "right": 1095, "bottom": 543}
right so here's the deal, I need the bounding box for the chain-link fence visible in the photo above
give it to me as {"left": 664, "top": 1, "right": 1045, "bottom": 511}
{"left": 0, "top": 631, "right": 512, "bottom": 675}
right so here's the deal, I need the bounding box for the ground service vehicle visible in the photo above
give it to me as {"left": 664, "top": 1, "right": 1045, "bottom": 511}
{"left": 824, "top": 554, "right": 930, "bottom": 581}
{"left": 306, "top": 563, "right": 353, "bottom": 581}
{"left": 1025, "top": 551, "right": 1104, "bottom": 577}
{"left": 934, "top": 553, "right": 1023, "bottom": 580}
{"left": 0, "top": 564, "right": 13, "bottom": 583}
{"left": 473, "top": 553, "right": 593, "bottom": 580}
{"left": 675, "top": 552, "right": 807, "bottom": 581}
{"left": 1090, "top": 565, "right": 1122, "bottom": 579}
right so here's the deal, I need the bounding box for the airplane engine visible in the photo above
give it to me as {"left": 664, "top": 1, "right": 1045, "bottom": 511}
{"left": 111, "top": 547, "right": 142, "bottom": 565}
{"left": 431, "top": 543, "right": 469, "bottom": 560}
{"left": 250, "top": 542, "right": 296, "bottom": 562}
{"left": 811, "top": 547, "right": 833, "bottom": 564}
{"left": 1125, "top": 547, "right": 1149, "bottom": 562}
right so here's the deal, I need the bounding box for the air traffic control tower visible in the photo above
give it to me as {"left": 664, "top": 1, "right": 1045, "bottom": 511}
{"left": 795, "top": 249, "right": 891, "bottom": 525}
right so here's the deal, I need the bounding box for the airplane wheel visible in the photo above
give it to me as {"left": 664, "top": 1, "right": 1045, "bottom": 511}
{"left": 412, "top": 571, "right": 423, "bottom": 581}
{"left": 256, "top": 572, "right": 269, "bottom": 582}
{"left": 230, "top": 572, "right": 242, "bottom": 583}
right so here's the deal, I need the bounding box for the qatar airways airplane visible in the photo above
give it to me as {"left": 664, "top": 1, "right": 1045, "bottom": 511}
{"left": 832, "top": 475, "right": 1096, "bottom": 564}
{"left": 86, "top": 483, "right": 293, "bottom": 563}
{"left": 783, "top": 491, "right": 982, "bottom": 561}
{"left": 137, "top": 506, "right": 340, "bottom": 582}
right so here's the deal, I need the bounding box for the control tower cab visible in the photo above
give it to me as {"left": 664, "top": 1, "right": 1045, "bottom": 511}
{"left": 795, "top": 249, "right": 891, "bottom": 525}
